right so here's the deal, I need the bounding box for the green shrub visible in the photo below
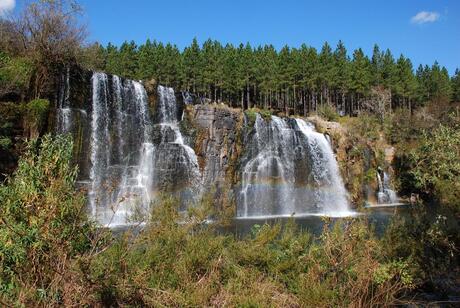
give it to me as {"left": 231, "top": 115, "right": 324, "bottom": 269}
{"left": 0, "top": 52, "right": 32, "bottom": 91}
{"left": 404, "top": 125, "right": 460, "bottom": 211}
{"left": 0, "top": 102, "right": 22, "bottom": 150}
{"left": 0, "top": 136, "right": 12, "bottom": 149}
{"left": 245, "top": 108, "right": 272, "bottom": 127}
{"left": 258, "top": 108, "right": 272, "bottom": 120}
{"left": 0, "top": 134, "right": 95, "bottom": 305}
{"left": 23, "top": 99, "right": 50, "bottom": 138}
{"left": 245, "top": 108, "right": 258, "bottom": 127}
{"left": 348, "top": 113, "right": 382, "bottom": 141}
{"left": 317, "top": 104, "right": 339, "bottom": 122}
{"left": 25, "top": 99, "right": 49, "bottom": 126}
{"left": 382, "top": 206, "right": 459, "bottom": 293}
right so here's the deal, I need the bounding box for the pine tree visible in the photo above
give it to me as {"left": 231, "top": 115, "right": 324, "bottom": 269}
{"left": 350, "top": 48, "right": 371, "bottom": 113}
{"left": 104, "top": 42, "right": 120, "bottom": 76}
{"left": 452, "top": 68, "right": 460, "bottom": 102}
{"left": 299, "top": 44, "right": 318, "bottom": 114}
{"left": 92, "top": 38, "right": 451, "bottom": 117}
{"left": 381, "top": 49, "right": 397, "bottom": 95}
{"left": 118, "top": 40, "right": 138, "bottom": 79}
{"left": 415, "top": 64, "right": 430, "bottom": 105}
{"left": 182, "top": 38, "right": 202, "bottom": 93}
{"left": 332, "top": 40, "right": 350, "bottom": 114}
{"left": 137, "top": 39, "right": 155, "bottom": 80}
{"left": 395, "top": 55, "right": 417, "bottom": 110}
{"left": 318, "top": 42, "right": 334, "bottom": 106}
{"left": 430, "top": 61, "right": 452, "bottom": 100}
{"left": 371, "top": 44, "right": 383, "bottom": 86}
{"left": 222, "top": 43, "right": 238, "bottom": 104}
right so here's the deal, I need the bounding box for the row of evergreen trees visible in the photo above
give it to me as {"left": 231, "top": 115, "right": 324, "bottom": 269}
{"left": 86, "top": 38, "right": 459, "bottom": 115}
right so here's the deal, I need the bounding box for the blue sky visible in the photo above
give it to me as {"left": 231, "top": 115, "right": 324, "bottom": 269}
{"left": 6, "top": 0, "right": 460, "bottom": 74}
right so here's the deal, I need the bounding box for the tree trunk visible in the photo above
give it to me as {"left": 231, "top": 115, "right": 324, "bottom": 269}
{"left": 247, "top": 82, "right": 250, "bottom": 109}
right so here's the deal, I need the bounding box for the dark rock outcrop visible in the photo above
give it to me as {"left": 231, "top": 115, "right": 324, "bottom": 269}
{"left": 189, "top": 104, "right": 242, "bottom": 188}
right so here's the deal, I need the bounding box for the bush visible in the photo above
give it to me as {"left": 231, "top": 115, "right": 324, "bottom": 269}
{"left": 244, "top": 108, "right": 257, "bottom": 126}
{"left": 347, "top": 113, "right": 382, "bottom": 141}
{"left": 245, "top": 108, "right": 272, "bottom": 127}
{"left": 0, "top": 102, "right": 22, "bottom": 150}
{"left": 383, "top": 206, "right": 459, "bottom": 295}
{"left": 24, "top": 98, "right": 50, "bottom": 138}
{"left": 0, "top": 136, "right": 12, "bottom": 149}
{"left": 317, "top": 104, "right": 339, "bottom": 122}
{"left": 403, "top": 125, "right": 460, "bottom": 212}
{"left": 0, "top": 134, "right": 95, "bottom": 305}
{"left": 0, "top": 51, "right": 32, "bottom": 95}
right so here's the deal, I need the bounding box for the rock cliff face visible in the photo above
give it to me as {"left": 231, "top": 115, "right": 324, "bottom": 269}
{"left": 187, "top": 104, "right": 242, "bottom": 190}
{"left": 170, "top": 104, "right": 242, "bottom": 215}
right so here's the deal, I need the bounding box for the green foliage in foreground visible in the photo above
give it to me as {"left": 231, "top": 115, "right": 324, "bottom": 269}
{"left": 76, "top": 199, "right": 414, "bottom": 307}
{"left": 401, "top": 125, "right": 460, "bottom": 211}
{"left": 0, "top": 135, "right": 457, "bottom": 306}
{"left": 0, "top": 102, "right": 22, "bottom": 150}
{"left": 245, "top": 107, "right": 272, "bottom": 126}
{"left": 0, "top": 135, "right": 95, "bottom": 305}
{"left": 384, "top": 207, "right": 459, "bottom": 290}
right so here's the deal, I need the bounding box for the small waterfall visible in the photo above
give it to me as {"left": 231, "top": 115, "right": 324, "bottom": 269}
{"left": 377, "top": 171, "right": 399, "bottom": 204}
{"left": 295, "top": 119, "right": 349, "bottom": 214}
{"left": 153, "top": 86, "right": 201, "bottom": 205}
{"left": 87, "top": 72, "right": 154, "bottom": 226}
{"left": 240, "top": 115, "right": 294, "bottom": 217}
{"left": 239, "top": 115, "right": 350, "bottom": 218}
{"left": 56, "top": 67, "right": 87, "bottom": 133}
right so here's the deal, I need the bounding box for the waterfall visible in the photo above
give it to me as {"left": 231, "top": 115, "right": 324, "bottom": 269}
{"left": 240, "top": 115, "right": 294, "bottom": 217}
{"left": 58, "top": 69, "right": 354, "bottom": 224}
{"left": 153, "top": 86, "right": 201, "bottom": 206}
{"left": 295, "top": 119, "right": 349, "bottom": 214}
{"left": 87, "top": 72, "right": 154, "bottom": 227}
{"left": 377, "top": 171, "right": 398, "bottom": 204}
{"left": 239, "top": 115, "right": 350, "bottom": 218}
{"left": 56, "top": 67, "right": 87, "bottom": 133}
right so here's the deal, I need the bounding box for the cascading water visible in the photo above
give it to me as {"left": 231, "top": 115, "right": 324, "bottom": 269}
{"left": 240, "top": 115, "right": 294, "bottom": 217}
{"left": 239, "top": 114, "right": 351, "bottom": 218}
{"left": 58, "top": 73, "right": 203, "bottom": 226}
{"left": 87, "top": 72, "right": 154, "bottom": 226}
{"left": 153, "top": 86, "right": 201, "bottom": 206}
{"left": 295, "top": 119, "right": 349, "bottom": 214}
{"left": 56, "top": 67, "right": 87, "bottom": 133}
{"left": 377, "top": 171, "right": 398, "bottom": 204}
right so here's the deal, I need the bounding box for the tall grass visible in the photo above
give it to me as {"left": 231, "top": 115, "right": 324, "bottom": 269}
{"left": 78, "top": 198, "right": 414, "bottom": 307}
{"left": 0, "top": 135, "right": 98, "bottom": 305}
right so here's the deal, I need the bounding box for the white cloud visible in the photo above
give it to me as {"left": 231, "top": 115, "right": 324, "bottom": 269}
{"left": 0, "top": 0, "right": 15, "bottom": 16}
{"left": 411, "top": 11, "right": 440, "bottom": 24}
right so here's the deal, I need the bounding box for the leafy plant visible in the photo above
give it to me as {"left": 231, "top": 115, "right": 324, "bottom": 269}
{"left": 0, "top": 51, "right": 32, "bottom": 94}
{"left": 317, "top": 104, "right": 339, "bottom": 122}
{"left": 23, "top": 99, "right": 50, "bottom": 137}
{"left": 0, "top": 134, "right": 95, "bottom": 304}
{"left": 405, "top": 125, "right": 460, "bottom": 211}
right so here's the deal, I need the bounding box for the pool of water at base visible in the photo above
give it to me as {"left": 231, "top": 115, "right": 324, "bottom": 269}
{"left": 218, "top": 204, "right": 412, "bottom": 238}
